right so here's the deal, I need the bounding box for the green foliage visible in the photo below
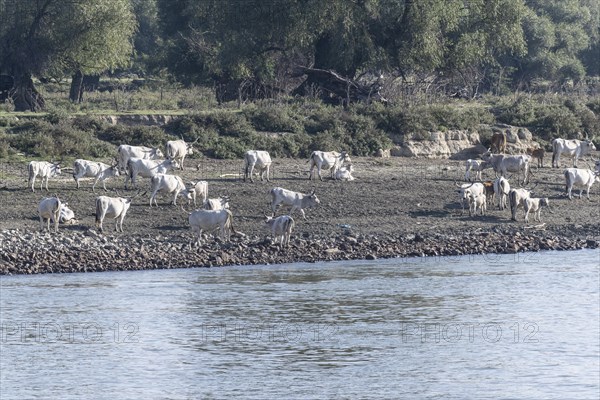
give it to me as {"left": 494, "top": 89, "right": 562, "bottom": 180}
{"left": 4, "top": 119, "right": 114, "bottom": 158}
{"left": 494, "top": 95, "right": 599, "bottom": 140}
{"left": 242, "top": 105, "right": 302, "bottom": 133}
{"left": 97, "top": 125, "right": 169, "bottom": 148}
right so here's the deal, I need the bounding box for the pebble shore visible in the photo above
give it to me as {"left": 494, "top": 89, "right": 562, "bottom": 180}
{"left": 1, "top": 227, "right": 598, "bottom": 275}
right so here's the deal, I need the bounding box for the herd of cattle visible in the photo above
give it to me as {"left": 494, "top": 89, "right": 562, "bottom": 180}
{"left": 28, "top": 140, "right": 355, "bottom": 248}
{"left": 26, "top": 135, "right": 599, "bottom": 247}
{"left": 460, "top": 136, "right": 599, "bottom": 222}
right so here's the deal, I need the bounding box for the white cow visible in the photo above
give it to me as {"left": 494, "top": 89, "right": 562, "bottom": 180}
{"left": 308, "top": 151, "right": 351, "bottom": 181}
{"left": 244, "top": 150, "right": 272, "bottom": 182}
{"left": 187, "top": 208, "right": 235, "bottom": 247}
{"left": 271, "top": 187, "right": 320, "bottom": 219}
{"left": 28, "top": 161, "right": 62, "bottom": 192}
{"left": 117, "top": 144, "right": 164, "bottom": 173}
{"left": 204, "top": 197, "right": 230, "bottom": 210}
{"left": 50, "top": 203, "right": 76, "bottom": 225}
{"left": 166, "top": 139, "right": 196, "bottom": 170}
{"left": 149, "top": 174, "right": 187, "bottom": 207}
{"left": 186, "top": 180, "right": 208, "bottom": 207}
{"left": 509, "top": 188, "right": 531, "bottom": 221}
{"left": 264, "top": 215, "right": 295, "bottom": 248}
{"left": 125, "top": 158, "right": 179, "bottom": 188}
{"left": 72, "top": 159, "right": 120, "bottom": 192}
{"left": 552, "top": 138, "right": 596, "bottom": 168}
{"left": 38, "top": 196, "right": 61, "bottom": 232}
{"left": 564, "top": 168, "right": 598, "bottom": 200}
{"left": 468, "top": 192, "right": 487, "bottom": 216}
{"left": 457, "top": 182, "right": 484, "bottom": 214}
{"left": 464, "top": 159, "right": 490, "bottom": 181}
{"left": 95, "top": 195, "right": 133, "bottom": 232}
{"left": 500, "top": 155, "right": 530, "bottom": 185}
{"left": 493, "top": 177, "right": 511, "bottom": 210}
{"left": 335, "top": 164, "right": 355, "bottom": 181}
{"left": 524, "top": 197, "right": 549, "bottom": 223}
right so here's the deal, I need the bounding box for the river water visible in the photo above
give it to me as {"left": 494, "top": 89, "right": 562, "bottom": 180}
{"left": 1, "top": 250, "right": 598, "bottom": 399}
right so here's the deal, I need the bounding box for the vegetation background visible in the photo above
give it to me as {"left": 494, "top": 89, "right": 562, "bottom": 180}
{"left": 0, "top": 0, "right": 598, "bottom": 161}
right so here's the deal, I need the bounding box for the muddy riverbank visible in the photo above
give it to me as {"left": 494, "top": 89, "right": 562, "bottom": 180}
{"left": 1, "top": 156, "right": 598, "bottom": 274}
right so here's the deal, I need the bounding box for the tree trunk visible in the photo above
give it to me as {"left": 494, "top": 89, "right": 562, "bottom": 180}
{"left": 70, "top": 70, "right": 84, "bottom": 103}
{"left": 11, "top": 72, "right": 45, "bottom": 112}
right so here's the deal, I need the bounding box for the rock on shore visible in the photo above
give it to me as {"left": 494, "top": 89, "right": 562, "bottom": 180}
{"left": 1, "top": 228, "right": 597, "bottom": 275}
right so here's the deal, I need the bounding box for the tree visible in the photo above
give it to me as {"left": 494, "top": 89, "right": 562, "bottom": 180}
{"left": 0, "top": 0, "right": 136, "bottom": 110}
{"left": 517, "top": 0, "right": 599, "bottom": 86}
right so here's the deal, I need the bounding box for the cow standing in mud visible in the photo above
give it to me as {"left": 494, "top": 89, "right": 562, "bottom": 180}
{"left": 271, "top": 187, "right": 320, "bottom": 219}
{"left": 308, "top": 151, "right": 351, "bottom": 181}
{"left": 244, "top": 150, "right": 272, "bottom": 182}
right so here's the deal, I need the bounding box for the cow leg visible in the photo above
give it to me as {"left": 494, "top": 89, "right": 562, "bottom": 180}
{"left": 265, "top": 165, "right": 270, "bottom": 182}
{"left": 249, "top": 164, "right": 255, "bottom": 183}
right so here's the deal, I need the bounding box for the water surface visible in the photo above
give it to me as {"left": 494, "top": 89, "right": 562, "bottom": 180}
{"left": 1, "top": 250, "right": 599, "bottom": 399}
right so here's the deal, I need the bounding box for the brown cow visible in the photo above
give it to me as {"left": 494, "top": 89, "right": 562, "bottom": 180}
{"left": 526, "top": 147, "right": 545, "bottom": 168}
{"left": 490, "top": 132, "right": 507, "bottom": 154}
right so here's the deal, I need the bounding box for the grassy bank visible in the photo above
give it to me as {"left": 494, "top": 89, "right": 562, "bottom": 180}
{"left": 1, "top": 80, "right": 599, "bottom": 161}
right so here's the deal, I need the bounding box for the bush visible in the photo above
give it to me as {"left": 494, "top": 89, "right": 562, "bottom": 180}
{"left": 242, "top": 104, "right": 301, "bottom": 133}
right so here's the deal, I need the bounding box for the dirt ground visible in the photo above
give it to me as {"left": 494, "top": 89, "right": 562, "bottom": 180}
{"left": 1, "top": 156, "right": 599, "bottom": 242}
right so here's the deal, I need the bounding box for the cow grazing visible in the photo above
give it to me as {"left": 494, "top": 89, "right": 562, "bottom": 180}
{"left": 149, "top": 174, "right": 187, "bottom": 207}
{"left": 464, "top": 159, "right": 490, "bottom": 181}
{"left": 524, "top": 197, "right": 549, "bottom": 223}
{"left": 166, "top": 139, "right": 196, "bottom": 170}
{"left": 468, "top": 192, "right": 487, "bottom": 216}
{"left": 490, "top": 132, "right": 507, "bottom": 154}
{"left": 271, "top": 187, "right": 320, "bottom": 219}
{"left": 509, "top": 188, "right": 531, "bottom": 221}
{"left": 456, "top": 182, "right": 484, "bottom": 214}
{"left": 125, "top": 158, "right": 179, "bottom": 188}
{"left": 526, "top": 148, "right": 545, "bottom": 168}
{"left": 552, "top": 138, "right": 596, "bottom": 168}
{"left": 264, "top": 215, "right": 295, "bottom": 248}
{"left": 72, "top": 159, "right": 120, "bottom": 192}
{"left": 308, "top": 151, "right": 351, "bottom": 181}
{"left": 38, "top": 196, "right": 61, "bottom": 232}
{"left": 186, "top": 180, "right": 208, "bottom": 207}
{"left": 244, "top": 150, "right": 272, "bottom": 182}
{"left": 335, "top": 164, "right": 355, "bottom": 181}
{"left": 204, "top": 197, "right": 230, "bottom": 210}
{"left": 117, "top": 144, "right": 164, "bottom": 173}
{"left": 493, "top": 177, "right": 510, "bottom": 210}
{"left": 187, "top": 208, "right": 235, "bottom": 247}
{"left": 564, "top": 168, "right": 598, "bottom": 200}
{"left": 28, "top": 161, "right": 61, "bottom": 192}
{"left": 95, "top": 195, "right": 133, "bottom": 232}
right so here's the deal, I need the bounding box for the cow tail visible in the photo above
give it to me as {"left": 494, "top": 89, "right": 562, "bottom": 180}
{"left": 226, "top": 209, "right": 239, "bottom": 235}
{"left": 551, "top": 140, "right": 557, "bottom": 166}
{"left": 564, "top": 170, "right": 570, "bottom": 193}
{"left": 27, "top": 162, "right": 33, "bottom": 183}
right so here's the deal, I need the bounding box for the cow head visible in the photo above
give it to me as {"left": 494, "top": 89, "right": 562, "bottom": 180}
{"left": 307, "top": 189, "right": 320, "bottom": 207}
{"left": 153, "top": 148, "right": 165, "bottom": 158}
{"left": 584, "top": 140, "right": 596, "bottom": 152}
